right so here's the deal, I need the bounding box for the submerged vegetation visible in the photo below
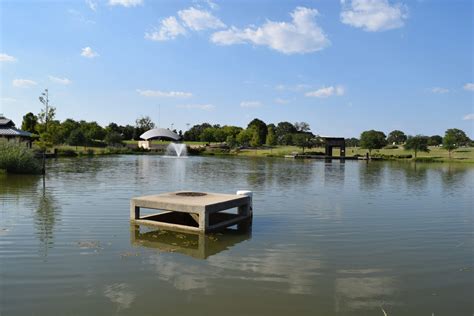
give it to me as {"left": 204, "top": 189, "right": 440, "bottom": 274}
{"left": 0, "top": 142, "right": 41, "bottom": 174}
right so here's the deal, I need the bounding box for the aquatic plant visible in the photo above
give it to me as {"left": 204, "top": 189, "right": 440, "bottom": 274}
{"left": 0, "top": 142, "right": 41, "bottom": 174}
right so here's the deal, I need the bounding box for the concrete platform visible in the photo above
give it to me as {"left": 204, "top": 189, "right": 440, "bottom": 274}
{"left": 130, "top": 191, "right": 252, "bottom": 233}
{"left": 130, "top": 224, "right": 251, "bottom": 259}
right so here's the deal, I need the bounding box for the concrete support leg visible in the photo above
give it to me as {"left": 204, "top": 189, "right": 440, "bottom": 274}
{"left": 199, "top": 213, "right": 209, "bottom": 232}
{"left": 130, "top": 202, "right": 140, "bottom": 219}
{"left": 238, "top": 204, "right": 251, "bottom": 217}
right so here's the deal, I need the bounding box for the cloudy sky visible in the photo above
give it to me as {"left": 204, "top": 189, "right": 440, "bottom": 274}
{"left": 0, "top": 0, "right": 472, "bottom": 137}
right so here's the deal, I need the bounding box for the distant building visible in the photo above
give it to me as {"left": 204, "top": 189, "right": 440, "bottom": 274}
{"left": 0, "top": 115, "right": 33, "bottom": 148}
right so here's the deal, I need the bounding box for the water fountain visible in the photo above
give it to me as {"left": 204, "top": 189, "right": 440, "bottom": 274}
{"left": 165, "top": 143, "right": 188, "bottom": 157}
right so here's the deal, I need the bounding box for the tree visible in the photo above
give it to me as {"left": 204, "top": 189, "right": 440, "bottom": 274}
{"left": 249, "top": 127, "right": 261, "bottom": 147}
{"left": 294, "top": 122, "right": 310, "bottom": 133}
{"left": 428, "top": 135, "right": 443, "bottom": 146}
{"left": 36, "top": 89, "right": 56, "bottom": 175}
{"left": 80, "top": 121, "right": 105, "bottom": 143}
{"left": 105, "top": 131, "right": 123, "bottom": 147}
{"left": 444, "top": 128, "right": 470, "bottom": 147}
{"left": 60, "top": 119, "right": 80, "bottom": 143}
{"left": 404, "top": 135, "right": 429, "bottom": 158}
{"left": 359, "top": 130, "right": 387, "bottom": 155}
{"left": 134, "top": 116, "right": 155, "bottom": 140}
{"left": 236, "top": 129, "right": 253, "bottom": 147}
{"left": 183, "top": 123, "right": 212, "bottom": 141}
{"left": 266, "top": 125, "right": 277, "bottom": 146}
{"left": 387, "top": 130, "right": 407, "bottom": 145}
{"left": 443, "top": 130, "right": 458, "bottom": 158}
{"left": 21, "top": 112, "right": 38, "bottom": 134}
{"left": 345, "top": 137, "right": 360, "bottom": 147}
{"left": 67, "top": 129, "right": 87, "bottom": 149}
{"left": 275, "top": 121, "right": 297, "bottom": 145}
{"left": 293, "top": 133, "right": 315, "bottom": 153}
{"left": 247, "top": 118, "right": 267, "bottom": 146}
{"left": 200, "top": 127, "right": 215, "bottom": 144}
{"left": 226, "top": 135, "right": 238, "bottom": 148}
{"left": 213, "top": 128, "right": 227, "bottom": 143}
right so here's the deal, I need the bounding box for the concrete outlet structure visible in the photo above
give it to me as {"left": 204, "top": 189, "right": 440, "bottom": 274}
{"left": 130, "top": 191, "right": 252, "bottom": 233}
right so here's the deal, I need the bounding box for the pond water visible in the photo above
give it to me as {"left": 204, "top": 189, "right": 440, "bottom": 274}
{"left": 0, "top": 156, "right": 473, "bottom": 315}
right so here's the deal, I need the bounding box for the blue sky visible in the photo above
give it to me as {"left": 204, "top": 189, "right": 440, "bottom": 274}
{"left": 1, "top": 0, "right": 473, "bottom": 137}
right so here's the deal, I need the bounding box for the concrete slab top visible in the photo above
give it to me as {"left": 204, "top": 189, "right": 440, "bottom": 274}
{"left": 132, "top": 191, "right": 250, "bottom": 214}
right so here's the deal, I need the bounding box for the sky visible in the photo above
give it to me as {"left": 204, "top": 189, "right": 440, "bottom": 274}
{"left": 0, "top": 0, "right": 473, "bottom": 138}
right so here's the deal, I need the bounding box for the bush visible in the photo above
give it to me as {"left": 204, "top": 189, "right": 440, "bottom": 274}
{"left": 383, "top": 145, "right": 399, "bottom": 149}
{"left": 0, "top": 142, "right": 41, "bottom": 174}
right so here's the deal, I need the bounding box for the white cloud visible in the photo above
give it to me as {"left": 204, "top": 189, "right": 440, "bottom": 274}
{"left": 463, "top": 83, "right": 474, "bottom": 91}
{"left": 430, "top": 87, "right": 449, "bottom": 94}
{"left": 240, "top": 101, "right": 262, "bottom": 108}
{"left": 108, "top": 0, "right": 142, "bottom": 7}
{"left": 211, "top": 7, "right": 330, "bottom": 54}
{"left": 12, "top": 79, "right": 37, "bottom": 88}
{"left": 275, "top": 98, "right": 290, "bottom": 104}
{"left": 49, "top": 75, "right": 72, "bottom": 85}
{"left": 463, "top": 113, "right": 474, "bottom": 121}
{"left": 340, "top": 0, "right": 408, "bottom": 32}
{"left": 177, "top": 104, "right": 215, "bottom": 111}
{"left": 145, "top": 16, "right": 187, "bottom": 41}
{"left": 137, "top": 89, "right": 192, "bottom": 98}
{"left": 0, "top": 53, "right": 17, "bottom": 62}
{"left": 305, "top": 85, "right": 345, "bottom": 98}
{"left": 178, "top": 7, "right": 225, "bottom": 31}
{"left": 81, "top": 46, "right": 99, "bottom": 58}
{"left": 86, "top": 0, "right": 97, "bottom": 11}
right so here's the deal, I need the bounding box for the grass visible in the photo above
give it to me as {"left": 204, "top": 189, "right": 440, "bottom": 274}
{"left": 234, "top": 146, "right": 474, "bottom": 162}
{"left": 0, "top": 142, "right": 41, "bottom": 174}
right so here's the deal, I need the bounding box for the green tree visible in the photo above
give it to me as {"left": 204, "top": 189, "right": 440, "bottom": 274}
{"left": 247, "top": 118, "right": 267, "bottom": 146}
{"left": 360, "top": 130, "right": 387, "bottom": 155}
{"left": 266, "top": 125, "right": 277, "bottom": 146}
{"left": 104, "top": 131, "right": 123, "bottom": 147}
{"left": 67, "top": 129, "right": 87, "bottom": 150}
{"left": 427, "top": 135, "right": 443, "bottom": 146}
{"left": 294, "top": 122, "right": 310, "bottom": 133}
{"left": 134, "top": 116, "right": 155, "bottom": 140}
{"left": 226, "top": 135, "right": 238, "bottom": 148}
{"left": 293, "top": 133, "right": 315, "bottom": 153}
{"left": 21, "top": 112, "right": 38, "bottom": 134}
{"left": 36, "top": 89, "right": 56, "bottom": 175}
{"left": 183, "top": 123, "right": 212, "bottom": 141}
{"left": 444, "top": 128, "right": 470, "bottom": 147}
{"left": 275, "top": 121, "right": 297, "bottom": 145}
{"left": 443, "top": 130, "right": 458, "bottom": 158}
{"left": 387, "top": 130, "right": 407, "bottom": 145}
{"left": 213, "top": 128, "right": 227, "bottom": 143}
{"left": 404, "top": 135, "right": 429, "bottom": 158}
{"left": 200, "top": 127, "right": 215, "bottom": 144}
{"left": 249, "top": 127, "right": 261, "bottom": 147}
{"left": 345, "top": 137, "right": 360, "bottom": 147}
{"left": 60, "top": 119, "right": 80, "bottom": 143}
{"left": 236, "top": 129, "right": 253, "bottom": 147}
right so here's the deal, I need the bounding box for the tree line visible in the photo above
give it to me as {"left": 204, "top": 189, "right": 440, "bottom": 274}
{"left": 21, "top": 109, "right": 472, "bottom": 158}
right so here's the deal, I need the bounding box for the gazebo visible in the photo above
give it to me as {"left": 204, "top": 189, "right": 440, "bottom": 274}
{"left": 0, "top": 115, "right": 33, "bottom": 148}
{"left": 138, "top": 128, "right": 180, "bottom": 149}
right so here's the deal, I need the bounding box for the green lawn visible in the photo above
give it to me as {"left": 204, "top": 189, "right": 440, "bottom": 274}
{"left": 235, "top": 146, "right": 474, "bottom": 162}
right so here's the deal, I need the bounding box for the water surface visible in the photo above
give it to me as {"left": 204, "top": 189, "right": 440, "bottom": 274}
{"left": 1, "top": 156, "right": 473, "bottom": 315}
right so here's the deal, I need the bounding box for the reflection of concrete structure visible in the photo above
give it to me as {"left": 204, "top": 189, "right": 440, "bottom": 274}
{"left": 323, "top": 137, "right": 346, "bottom": 157}
{"left": 130, "top": 191, "right": 252, "bottom": 233}
{"left": 138, "top": 128, "right": 180, "bottom": 149}
{"left": 0, "top": 115, "right": 33, "bottom": 148}
{"left": 131, "top": 224, "right": 251, "bottom": 259}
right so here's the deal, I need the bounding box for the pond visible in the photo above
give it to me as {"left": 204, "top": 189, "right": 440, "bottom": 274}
{"left": 1, "top": 156, "right": 473, "bottom": 315}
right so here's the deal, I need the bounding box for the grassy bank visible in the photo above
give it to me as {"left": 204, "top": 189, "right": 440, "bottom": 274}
{"left": 234, "top": 146, "right": 474, "bottom": 162}
{"left": 0, "top": 142, "right": 41, "bottom": 174}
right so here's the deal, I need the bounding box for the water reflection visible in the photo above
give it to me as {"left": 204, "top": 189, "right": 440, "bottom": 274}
{"left": 358, "top": 162, "right": 384, "bottom": 191}
{"left": 131, "top": 224, "right": 252, "bottom": 259}
{"left": 334, "top": 269, "right": 398, "bottom": 312}
{"left": 35, "top": 181, "right": 61, "bottom": 257}
{"left": 104, "top": 283, "right": 136, "bottom": 311}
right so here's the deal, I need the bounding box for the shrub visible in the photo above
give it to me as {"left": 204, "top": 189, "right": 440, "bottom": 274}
{"left": 0, "top": 142, "right": 41, "bottom": 174}
{"left": 383, "top": 145, "right": 399, "bottom": 149}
